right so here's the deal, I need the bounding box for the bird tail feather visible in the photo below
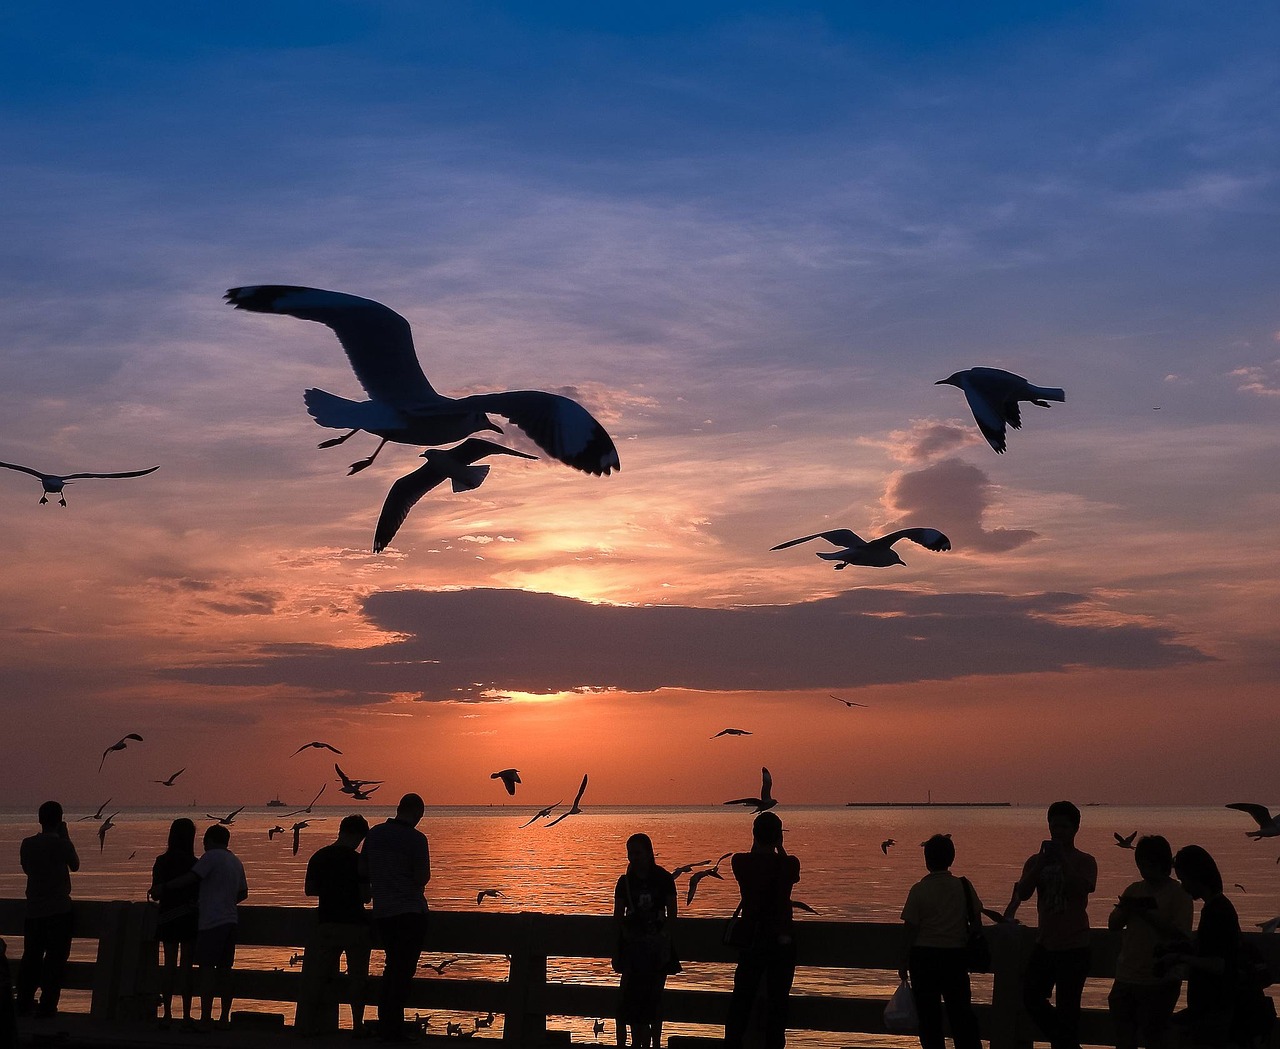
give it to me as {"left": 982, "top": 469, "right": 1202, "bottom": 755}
{"left": 450, "top": 464, "right": 490, "bottom": 493}
{"left": 304, "top": 388, "right": 401, "bottom": 430}
{"left": 1029, "top": 385, "right": 1065, "bottom": 403}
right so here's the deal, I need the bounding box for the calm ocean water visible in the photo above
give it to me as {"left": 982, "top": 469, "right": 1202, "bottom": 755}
{"left": 2, "top": 804, "right": 1275, "bottom": 1042}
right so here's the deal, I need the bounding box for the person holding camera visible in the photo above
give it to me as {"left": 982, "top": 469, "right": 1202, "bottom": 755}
{"left": 1004, "top": 800, "right": 1097, "bottom": 1049}
{"left": 16, "top": 801, "right": 80, "bottom": 1019}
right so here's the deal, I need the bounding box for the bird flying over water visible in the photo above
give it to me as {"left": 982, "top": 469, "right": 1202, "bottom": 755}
{"left": 725, "top": 767, "right": 776, "bottom": 813}
{"left": 97, "top": 812, "right": 118, "bottom": 852}
{"left": 152, "top": 768, "right": 186, "bottom": 787}
{"left": 1226, "top": 803, "right": 1280, "bottom": 839}
{"left": 935, "top": 367, "right": 1065, "bottom": 454}
{"left": 100, "top": 733, "right": 143, "bottom": 773}
{"left": 206, "top": 806, "right": 245, "bottom": 826}
{"left": 224, "top": 285, "right": 620, "bottom": 476}
{"left": 711, "top": 728, "right": 752, "bottom": 739}
{"left": 291, "top": 819, "right": 324, "bottom": 856}
{"left": 830, "top": 694, "right": 868, "bottom": 708}
{"left": 546, "top": 774, "right": 588, "bottom": 826}
{"left": 284, "top": 783, "right": 327, "bottom": 818}
{"left": 881, "top": 839, "right": 895, "bottom": 855}
{"left": 335, "top": 764, "right": 383, "bottom": 796}
{"left": 1114, "top": 831, "right": 1138, "bottom": 849}
{"left": 268, "top": 826, "right": 286, "bottom": 840}
{"left": 421, "top": 957, "right": 459, "bottom": 976}
{"left": 491, "top": 769, "right": 521, "bottom": 796}
{"left": 77, "top": 799, "right": 112, "bottom": 822}
{"left": 476, "top": 889, "right": 505, "bottom": 905}
{"left": 685, "top": 853, "right": 733, "bottom": 906}
{"left": 0, "top": 461, "right": 158, "bottom": 507}
{"left": 520, "top": 802, "right": 560, "bottom": 829}
{"left": 292, "top": 741, "right": 342, "bottom": 756}
{"left": 772, "top": 527, "right": 951, "bottom": 569}
{"left": 374, "top": 440, "right": 538, "bottom": 553}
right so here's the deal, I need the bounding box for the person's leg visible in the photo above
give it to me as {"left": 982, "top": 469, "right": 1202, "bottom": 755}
{"left": 1142, "top": 981, "right": 1182, "bottom": 1049}
{"left": 178, "top": 940, "right": 195, "bottom": 1022}
{"left": 376, "top": 912, "right": 426, "bottom": 1039}
{"left": 762, "top": 940, "right": 797, "bottom": 1049}
{"left": 1021, "top": 944, "right": 1060, "bottom": 1043}
{"left": 346, "top": 928, "right": 372, "bottom": 1033}
{"left": 1051, "top": 947, "right": 1091, "bottom": 1049}
{"left": 936, "top": 951, "right": 981, "bottom": 1049}
{"left": 724, "top": 949, "right": 766, "bottom": 1049}
{"left": 159, "top": 940, "right": 177, "bottom": 1022}
{"left": 16, "top": 916, "right": 48, "bottom": 1015}
{"left": 1108, "top": 981, "right": 1139, "bottom": 1049}
{"left": 198, "top": 963, "right": 216, "bottom": 1026}
{"left": 36, "top": 911, "right": 73, "bottom": 1016}
{"left": 909, "top": 947, "right": 947, "bottom": 1049}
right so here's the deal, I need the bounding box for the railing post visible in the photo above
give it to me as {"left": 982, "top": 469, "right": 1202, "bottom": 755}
{"left": 112, "top": 902, "right": 160, "bottom": 1021}
{"left": 504, "top": 912, "right": 548, "bottom": 1047}
{"left": 987, "top": 923, "right": 1035, "bottom": 1049}
{"left": 88, "top": 901, "right": 129, "bottom": 1021}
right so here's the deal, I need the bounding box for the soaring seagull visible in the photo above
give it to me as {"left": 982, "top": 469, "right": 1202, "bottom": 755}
{"left": 491, "top": 769, "right": 521, "bottom": 796}
{"left": 374, "top": 439, "right": 537, "bottom": 553}
{"left": 711, "top": 728, "right": 752, "bottom": 739}
{"left": 100, "top": 733, "right": 143, "bottom": 773}
{"left": 725, "top": 767, "right": 776, "bottom": 813}
{"left": 152, "top": 768, "right": 186, "bottom": 787}
{"left": 520, "top": 802, "right": 561, "bottom": 829}
{"left": 0, "top": 461, "right": 158, "bottom": 506}
{"left": 772, "top": 528, "right": 951, "bottom": 569}
{"left": 224, "top": 285, "right": 620, "bottom": 475}
{"left": 291, "top": 741, "right": 342, "bottom": 756}
{"left": 935, "top": 367, "right": 1065, "bottom": 453}
{"left": 546, "top": 774, "right": 588, "bottom": 826}
{"left": 1227, "top": 803, "right": 1280, "bottom": 839}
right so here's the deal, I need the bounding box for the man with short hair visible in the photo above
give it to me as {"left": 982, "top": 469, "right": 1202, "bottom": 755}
{"left": 364, "top": 793, "right": 430, "bottom": 1043}
{"left": 17, "top": 801, "right": 80, "bottom": 1018}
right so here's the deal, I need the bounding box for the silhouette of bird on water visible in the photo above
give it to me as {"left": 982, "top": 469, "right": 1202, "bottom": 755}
{"left": 1227, "top": 803, "right": 1280, "bottom": 839}
{"left": 881, "top": 839, "right": 895, "bottom": 855}
{"left": 1114, "top": 831, "right": 1138, "bottom": 849}
{"left": 491, "top": 769, "right": 521, "bottom": 796}
{"left": 77, "top": 799, "right": 112, "bottom": 822}
{"left": 100, "top": 733, "right": 143, "bottom": 773}
{"left": 284, "top": 784, "right": 327, "bottom": 817}
{"left": 421, "top": 957, "right": 459, "bottom": 975}
{"left": 830, "top": 694, "right": 868, "bottom": 708}
{"left": 520, "top": 802, "right": 560, "bottom": 829}
{"left": 772, "top": 527, "right": 951, "bottom": 569}
{"left": 292, "top": 741, "right": 342, "bottom": 756}
{"left": 374, "top": 440, "right": 538, "bottom": 553}
{"left": 935, "top": 367, "right": 1065, "bottom": 453}
{"left": 475, "top": 1013, "right": 495, "bottom": 1029}
{"left": 153, "top": 768, "right": 186, "bottom": 787}
{"left": 1258, "top": 916, "right": 1280, "bottom": 935}
{"left": 711, "top": 728, "right": 752, "bottom": 739}
{"left": 546, "top": 775, "right": 588, "bottom": 826}
{"left": 725, "top": 767, "right": 776, "bottom": 813}
{"left": 292, "top": 819, "right": 324, "bottom": 855}
{"left": 593, "top": 1019, "right": 607, "bottom": 1038}
{"left": 476, "top": 889, "right": 505, "bottom": 905}
{"left": 97, "top": 812, "right": 118, "bottom": 852}
{"left": 0, "top": 460, "right": 158, "bottom": 506}
{"left": 225, "top": 285, "right": 620, "bottom": 476}
{"left": 267, "top": 826, "right": 286, "bottom": 840}
{"left": 206, "top": 806, "right": 245, "bottom": 826}
{"left": 791, "top": 900, "right": 818, "bottom": 914}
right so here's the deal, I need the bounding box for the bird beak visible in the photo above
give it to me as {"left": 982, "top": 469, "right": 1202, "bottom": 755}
{"left": 933, "top": 379, "right": 947, "bottom": 385}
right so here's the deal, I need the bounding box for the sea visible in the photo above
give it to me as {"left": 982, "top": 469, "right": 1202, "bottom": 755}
{"left": 1, "top": 804, "right": 1274, "bottom": 1043}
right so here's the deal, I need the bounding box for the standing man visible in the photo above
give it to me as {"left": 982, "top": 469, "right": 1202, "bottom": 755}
{"left": 1005, "top": 800, "right": 1098, "bottom": 1049}
{"left": 17, "top": 802, "right": 80, "bottom": 1018}
{"left": 364, "top": 793, "right": 430, "bottom": 1043}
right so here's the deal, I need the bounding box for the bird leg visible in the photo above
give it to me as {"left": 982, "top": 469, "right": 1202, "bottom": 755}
{"left": 59, "top": 496, "right": 67, "bottom": 507}
{"left": 39, "top": 495, "right": 48, "bottom": 504}
{"left": 348, "top": 438, "right": 389, "bottom": 475}
{"left": 318, "top": 429, "right": 358, "bottom": 449}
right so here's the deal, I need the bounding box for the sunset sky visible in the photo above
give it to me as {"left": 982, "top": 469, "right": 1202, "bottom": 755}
{"left": 1, "top": 2, "right": 1277, "bottom": 809}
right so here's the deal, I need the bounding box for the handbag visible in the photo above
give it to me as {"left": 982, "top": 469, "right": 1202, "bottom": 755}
{"left": 960, "top": 877, "right": 991, "bottom": 973}
{"left": 883, "top": 976, "right": 918, "bottom": 1034}
{"left": 722, "top": 902, "right": 756, "bottom": 949}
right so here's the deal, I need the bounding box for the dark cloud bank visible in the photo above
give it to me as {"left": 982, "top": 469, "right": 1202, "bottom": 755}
{"left": 169, "top": 587, "right": 1209, "bottom": 704}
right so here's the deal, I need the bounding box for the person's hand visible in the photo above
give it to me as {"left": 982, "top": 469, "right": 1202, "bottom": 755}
{"left": 147, "top": 884, "right": 161, "bottom": 901}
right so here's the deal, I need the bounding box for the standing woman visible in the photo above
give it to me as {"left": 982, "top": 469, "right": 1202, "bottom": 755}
{"left": 1168, "top": 845, "right": 1239, "bottom": 1046}
{"left": 148, "top": 818, "right": 198, "bottom": 1028}
{"left": 612, "top": 833, "right": 678, "bottom": 1048}
{"left": 897, "top": 834, "right": 983, "bottom": 1049}
{"left": 724, "top": 812, "right": 801, "bottom": 1049}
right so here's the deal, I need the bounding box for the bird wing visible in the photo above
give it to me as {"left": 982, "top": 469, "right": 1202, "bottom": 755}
{"left": 450, "top": 438, "right": 540, "bottom": 467}
{"left": 372, "top": 460, "right": 452, "bottom": 553}
{"left": 874, "top": 528, "right": 951, "bottom": 552}
{"left": 760, "top": 767, "right": 773, "bottom": 803}
{"left": 125, "top": 733, "right": 143, "bottom": 742}
{"left": 1227, "top": 803, "right": 1275, "bottom": 827}
{"left": 61, "top": 467, "right": 159, "bottom": 480}
{"left": 458, "top": 391, "right": 619, "bottom": 475}
{"left": 723, "top": 798, "right": 760, "bottom": 807}
{"left": 570, "top": 773, "right": 588, "bottom": 808}
{"left": 225, "top": 286, "right": 439, "bottom": 410}
{"left": 544, "top": 810, "right": 571, "bottom": 826}
{"left": 335, "top": 763, "right": 354, "bottom": 788}
{"left": 0, "top": 461, "right": 50, "bottom": 479}
{"left": 229, "top": 805, "right": 245, "bottom": 819}
{"left": 771, "top": 529, "right": 865, "bottom": 551}
{"left": 958, "top": 378, "right": 1008, "bottom": 453}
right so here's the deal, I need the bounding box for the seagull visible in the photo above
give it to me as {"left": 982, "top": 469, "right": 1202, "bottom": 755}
{"left": 421, "top": 957, "right": 459, "bottom": 976}
{"left": 1226, "top": 803, "right": 1280, "bottom": 839}
{"left": 77, "top": 799, "right": 112, "bottom": 822}
{"left": 0, "top": 460, "right": 159, "bottom": 506}
{"left": 1235, "top": 883, "right": 1248, "bottom": 893}
{"left": 99, "top": 733, "right": 143, "bottom": 773}
{"left": 711, "top": 728, "right": 752, "bottom": 739}
{"left": 830, "top": 694, "right": 869, "bottom": 708}
{"left": 152, "top": 768, "right": 186, "bottom": 787}
{"left": 772, "top": 527, "right": 951, "bottom": 569}
{"left": 374, "top": 440, "right": 538, "bottom": 553}
{"left": 491, "top": 769, "right": 521, "bottom": 796}
{"left": 1258, "top": 917, "right": 1280, "bottom": 935}
{"left": 476, "top": 889, "right": 505, "bottom": 905}
{"left": 881, "top": 839, "right": 895, "bottom": 855}
{"left": 935, "top": 367, "right": 1065, "bottom": 454}
{"left": 475, "top": 1013, "right": 496, "bottom": 1029}
{"left": 335, "top": 764, "right": 383, "bottom": 796}
{"left": 671, "top": 859, "right": 715, "bottom": 877}
{"left": 348, "top": 784, "right": 381, "bottom": 801}
{"left": 205, "top": 806, "right": 245, "bottom": 826}
{"left": 791, "top": 900, "right": 818, "bottom": 914}
{"left": 520, "top": 802, "right": 561, "bottom": 829}
{"left": 291, "top": 819, "right": 324, "bottom": 856}
{"left": 267, "top": 826, "right": 286, "bottom": 840}
{"left": 289, "top": 952, "right": 304, "bottom": 967}
{"left": 291, "top": 741, "right": 342, "bottom": 756}
{"left": 283, "top": 783, "right": 328, "bottom": 818}
{"left": 224, "top": 285, "right": 620, "bottom": 476}
{"left": 686, "top": 852, "right": 734, "bottom": 905}
{"left": 724, "top": 767, "right": 776, "bottom": 813}
{"left": 545, "top": 774, "right": 588, "bottom": 826}
{"left": 1114, "top": 831, "right": 1138, "bottom": 849}
{"left": 593, "top": 1020, "right": 607, "bottom": 1038}
{"left": 97, "top": 812, "right": 119, "bottom": 852}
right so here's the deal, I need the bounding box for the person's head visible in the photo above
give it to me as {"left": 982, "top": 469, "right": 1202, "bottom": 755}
{"left": 167, "top": 818, "right": 197, "bottom": 856}
{"left": 203, "top": 824, "right": 231, "bottom": 851}
{"left": 396, "top": 793, "right": 425, "bottom": 826}
{"left": 338, "top": 814, "right": 369, "bottom": 846}
{"left": 1046, "top": 800, "right": 1081, "bottom": 843}
{"left": 1174, "top": 844, "right": 1223, "bottom": 899}
{"left": 1134, "top": 835, "right": 1173, "bottom": 882}
{"left": 752, "top": 811, "right": 783, "bottom": 848}
{"left": 37, "top": 801, "right": 63, "bottom": 830}
{"left": 923, "top": 833, "right": 955, "bottom": 872}
{"left": 626, "top": 833, "right": 655, "bottom": 871}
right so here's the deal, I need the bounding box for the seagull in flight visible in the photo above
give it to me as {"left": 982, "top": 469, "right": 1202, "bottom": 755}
{"left": 881, "top": 839, "right": 895, "bottom": 855}
{"left": 291, "top": 819, "right": 324, "bottom": 856}
{"left": 421, "top": 957, "right": 460, "bottom": 976}
{"left": 1258, "top": 916, "right": 1280, "bottom": 935}
{"left": 491, "top": 769, "right": 521, "bottom": 796}
{"left": 292, "top": 741, "right": 342, "bottom": 756}
{"left": 206, "top": 806, "right": 245, "bottom": 826}
{"left": 268, "top": 826, "right": 286, "bottom": 840}
{"left": 520, "top": 802, "right": 560, "bottom": 829}
{"left": 935, "top": 367, "right": 1065, "bottom": 454}
{"left": 1227, "top": 803, "right": 1280, "bottom": 839}
{"left": 335, "top": 764, "right": 383, "bottom": 794}
{"left": 97, "top": 812, "right": 119, "bottom": 852}
{"left": 791, "top": 900, "right": 818, "bottom": 915}
{"left": 1114, "top": 831, "right": 1138, "bottom": 849}
{"left": 0, "top": 461, "right": 158, "bottom": 506}
{"left": 77, "top": 799, "right": 112, "bottom": 822}
{"left": 830, "top": 694, "right": 868, "bottom": 708}
{"left": 152, "top": 768, "right": 186, "bottom": 787}
{"left": 593, "top": 1020, "right": 607, "bottom": 1038}
{"left": 546, "top": 774, "right": 588, "bottom": 826}
{"left": 711, "top": 728, "right": 752, "bottom": 739}
{"left": 349, "top": 784, "right": 381, "bottom": 801}
{"left": 685, "top": 854, "right": 733, "bottom": 906}
{"left": 476, "top": 889, "right": 505, "bottom": 905}
{"left": 374, "top": 440, "right": 538, "bottom": 553}
{"left": 224, "top": 285, "right": 620, "bottom": 476}
{"left": 100, "top": 733, "right": 143, "bottom": 773}
{"left": 772, "top": 527, "right": 951, "bottom": 569}
{"left": 671, "top": 858, "right": 715, "bottom": 877}
{"left": 724, "top": 767, "right": 776, "bottom": 813}
{"left": 284, "top": 783, "right": 327, "bottom": 818}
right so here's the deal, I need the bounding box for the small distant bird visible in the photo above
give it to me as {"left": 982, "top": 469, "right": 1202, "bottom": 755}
{"left": 0, "top": 460, "right": 159, "bottom": 506}
{"left": 77, "top": 798, "right": 112, "bottom": 822}
{"left": 791, "top": 900, "right": 818, "bottom": 914}
{"left": 724, "top": 767, "right": 776, "bottom": 813}
{"left": 292, "top": 819, "right": 324, "bottom": 856}
{"left": 711, "top": 728, "right": 752, "bottom": 739}
{"left": 546, "top": 775, "right": 588, "bottom": 826}
{"left": 128, "top": 850, "right": 136, "bottom": 860}
{"left": 881, "top": 839, "right": 895, "bottom": 855}
{"left": 284, "top": 783, "right": 328, "bottom": 817}
{"left": 1226, "top": 803, "right": 1280, "bottom": 839}
{"left": 1235, "top": 883, "right": 1248, "bottom": 894}
{"left": 491, "top": 769, "right": 521, "bottom": 796}
{"left": 520, "top": 802, "right": 560, "bottom": 829}
{"left": 335, "top": 763, "right": 383, "bottom": 796}
{"left": 99, "top": 733, "right": 143, "bottom": 773}
{"left": 593, "top": 1019, "right": 607, "bottom": 1038}
{"left": 475, "top": 1012, "right": 495, "bottom": 1029}
{"left": 152, "top": 768, "right": 186, "bottom": 787}
{"left": 1114, "top": 831, "right": 1138, "bottom": 849}
{"left": 446, "top": 1022, "right": 463, "bottom": 1037}
{"left": 97, "top": 812, "right": 119, "bottom": 852}
{"left": 289, "top": 952, "right": 304, "bottom": 967}
{"left": 830, "top": 694, "right": 869, "bottom": 708}
{"left": 292, "top": 741, "right": 342, "bottom": 756}
{"left": 374, "top": 440, "right": 539, "bottom": 553}
{"left": 413, "top": 1014, "right": 433, "bottom": 1032}
{"left": 772, "top": 527, "right": 951, "bottom": 569}
{"left": 935, "top": 367, "right": 1065, "bottom": 454}
{"left": 268, "top": 826, "right": 286, "bottom": 840}
{"left": 421, "top": 957, "right": 459, "bottom": 975}
{"left": 477, "top": 889, "right": 505, "bottom": 905}
{"left": 205, "top": 806, "right": 245, "bottom": 826}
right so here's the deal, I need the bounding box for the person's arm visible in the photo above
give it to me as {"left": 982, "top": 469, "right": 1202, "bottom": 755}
{"left": 61, "top": 824, "right": 80, "bottom": 873}
{"left": 898, "top": 920, "right": 919, "bottom": 981}
{"left": 415, "top": 836, "right": 431, "bottom": 888}
{"left": 1004, "top": 855, "right": 1039, "bottom": 919}
{"left": 358, "top": 850, "right": 371, "bottom": 904}
{"left": 1064, "top": 851, "right": 1097, "bottom": 896}
{"left": 303, "top": 856, "right": 319, "bottom": 899}
{"left": 236, "top": 865, "right": 248, "bottom": 904}
{"left": 165, "top": 871, "right": 200, "bottom": 893}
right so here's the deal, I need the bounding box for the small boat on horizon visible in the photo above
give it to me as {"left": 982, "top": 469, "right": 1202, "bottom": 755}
{"left": 266, "top": 795, "right": 288, "bottom": 808}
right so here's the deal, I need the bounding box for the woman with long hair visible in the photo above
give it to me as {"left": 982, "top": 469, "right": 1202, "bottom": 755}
{"left": 148, "top": 818, "right": 198, "bottom": 1028}
{"left": 612, "top": 833, "right": 677, "bottom": 1048}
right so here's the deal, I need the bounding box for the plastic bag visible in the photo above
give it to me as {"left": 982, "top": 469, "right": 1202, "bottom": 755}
{"left": 884, "top": 977, "right": 918, "bottom": 1034}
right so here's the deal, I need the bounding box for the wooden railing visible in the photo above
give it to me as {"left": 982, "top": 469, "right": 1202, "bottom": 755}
{"left": 2, "top": 899, "right": 1277, "bottom": 1046}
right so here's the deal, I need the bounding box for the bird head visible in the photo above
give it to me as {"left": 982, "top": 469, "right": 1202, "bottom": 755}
{"left": 935, "top": 373, "right": 963, "bottom": 388}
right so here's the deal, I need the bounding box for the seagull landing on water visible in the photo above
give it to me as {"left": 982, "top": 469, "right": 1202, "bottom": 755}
{"left": 935, "top": 367, "right": 1065, "bottom": 454}
{"left": 0, "top": 461, "right": 158, "bottom": 506}
{"left": 1227, "top": 803, "right": 1280, "bottom": 839}
{"left": 725, "top": 767, "right": 776, "bottom": 814}
{"left": 224, "top": 286, "right": 620, "bottom": 476}
{"left": 491, "top": 769, "right": 521, "bottom": 796}
{"left": 772, "top": 528, "right": 950, "bottom": 569}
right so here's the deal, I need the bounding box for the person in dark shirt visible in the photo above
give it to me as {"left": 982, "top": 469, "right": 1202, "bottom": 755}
{"left": 724, "top": 811, "right": 801, "bottom": 1049}
{"left": 147, "top": 818, "right": 199, "bottom": 1028}
{"left": 297, "top": 814, "right": 371, "bottom": 1037}
{"left": 1167, "top": 845, "right": 1239, "bottom": 1046}
{"left": 612, "top": 833, "right": 677, "bottom": 1048}
{"left": 17, "top": 801, "right": 80, "bottom": 1018}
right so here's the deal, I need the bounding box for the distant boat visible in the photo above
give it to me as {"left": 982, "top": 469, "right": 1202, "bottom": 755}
{"left": 266, "top": 795, "right": 288, "bottom": 808}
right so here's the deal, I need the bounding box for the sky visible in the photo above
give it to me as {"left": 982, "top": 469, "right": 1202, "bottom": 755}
{"left": 1, "top": 1, "right": 1277, "bottom": 809}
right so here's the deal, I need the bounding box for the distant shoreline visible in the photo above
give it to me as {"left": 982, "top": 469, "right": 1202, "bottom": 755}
{"left": 845, "top": 802, "right": 1012, "bottom": 808}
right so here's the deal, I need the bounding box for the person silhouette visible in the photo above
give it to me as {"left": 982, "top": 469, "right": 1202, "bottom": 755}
{"left": 612, "top": 833, "right": 677, "bottom": 1048}
{"left": 724, "top": 811, "right": 801, "bottom": 1049}
{"left": 1166, "top": 845, "right": 1241, "bottom": 1046}
{"left": 16, "top": 801, "right": 80, "bottom": 1019}
{"left": 147, "top": 818, "right": 199, "bottom": 1028}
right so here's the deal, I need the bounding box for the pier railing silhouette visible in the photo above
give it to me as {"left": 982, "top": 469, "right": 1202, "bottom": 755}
{"left": 2, "top": 898, "right": 1277, "bottom": 1047}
